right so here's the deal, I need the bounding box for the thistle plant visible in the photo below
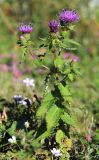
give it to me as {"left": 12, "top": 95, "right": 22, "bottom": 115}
{"left": 17, "top": 8, "right": 81, "bottom": 159}
{"left": 18, "top": 24, "right": 33, "bottom": 34}
{"left": 0, "top": 8, "right": 98, "bottom": 160}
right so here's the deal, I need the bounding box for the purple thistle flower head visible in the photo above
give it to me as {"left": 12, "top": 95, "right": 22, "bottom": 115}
{"left": 19, "top": 24, "right": 33, "bottom": 34}
{"left": 48, "top": 20, "right": 59, "bottom": 33}
{"left": 59, "top": 9, "right": 79, "bottom": 26}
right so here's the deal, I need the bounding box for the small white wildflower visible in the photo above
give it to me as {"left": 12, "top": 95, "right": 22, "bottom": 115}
{"left": 23, "top": 78, "right": 35, "bottom": 88}
{"left": 19, "top": 100, "right": 27, "bottom": 106}
{"left": 8, "top": 136, "right": 16, "bottom": 144}
{"left": 51, "top": 148, "right": 62, "bottom": 157}
{"left": 24, "top": 121, "right": 29, "bottom": 128}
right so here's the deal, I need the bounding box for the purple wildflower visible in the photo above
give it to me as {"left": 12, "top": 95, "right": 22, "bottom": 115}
{"left": 59, "top": 9, "right": 79, "bottom": 26}
{"left": 48, "top": 20, "right": 59, "bottom": 33}
{"left": 63, "top": 53, "right": 71, "bottom": 59}
{"left": 38, "top": 68, "right": 43, "bottom": 74}
{"left": 64, "top": 52, "right": 79, "bottom": 63}
{"left": 85, "top": 135, "right": 92, "bottom": 142}
{"left": 19, "top": 24, "right": 33, "bottom": 34}
{"left": 72, "top": 55, "right": 79, "bottom": 62}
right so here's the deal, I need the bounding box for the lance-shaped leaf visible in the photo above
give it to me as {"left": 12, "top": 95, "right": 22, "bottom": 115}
{"left": 46, "top": 105, "right": 62, "bottom": 131}
{"left": 36, "top": 92, "right": 55, "bottom": 119}
{"left": 64, "top": 38, "right": 81, "bottom": 46}
{"left": 58, "top": 83, "right": 73, "bottom": 104}
{"left": 58, "top": 83, "right": 71, "bottom": 97}
{"left": 54, "top": 57, "right": 64, "bottom": 71}
{"left": 56, "top": 129, "right": 65, "bottom": 145}
{"left": 7, "top": 121, "right": 17, "bottom": 135}
{"left": 33, "top": 58, "right": 43, "bottom": 67}
{"left": 61, "top": 112, "right": 76, "bottom": 127}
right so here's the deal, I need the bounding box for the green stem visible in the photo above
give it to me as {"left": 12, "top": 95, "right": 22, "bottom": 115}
{"left": 51, "top": 155, "right": 54, "bottom": 160}
{"left": 16, "top": 142, "right": 21, "bottom": 150}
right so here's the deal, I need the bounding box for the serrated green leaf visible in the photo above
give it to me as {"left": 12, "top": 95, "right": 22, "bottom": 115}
{"left": 58, "top": 83, "right": 71, "bottom": 97}
{"left": 36, "top": 130, "right": 51, "bottom": 141}
{"left": 33, "top": 58, "right": 43, "bottom": 67}
{"left": 46, "top": 105, "right": 62, "bottom": 130}
{"left": 58, "top": 83, "right": 73, "bottom": 104}
{"left": 36, "top": 92, "right": 54, "bottom": 119}
{"left": 68, "top": 73, "right": 74, "bottom": 81}
{"left": 63, "top": 68, "right": 71, "bottom": 75}
{"left": 61, "top": 31, "right": 69, "bottom": 38}
{"left": 32, "top": 139, "right": 41, "bottom": 148}
{"left": 64, "top": 38, "right": 81, "bottom": 46}
{"left": 7, "top": 121, "right": 17, "bottom": 135}
{"left": 54, "top": 57, "right": 64, "bottom": 70}
{"left": 61, "top": 112, "right": 76, "bottom": 127}
{"left": 60, "top": 42, "right": 68, "bottom": 49}
{"left": 56, "top": 130, "right": 65, "bottom": 144}
{"left": 27, "top": 130, "right": 35, "bottom": 139}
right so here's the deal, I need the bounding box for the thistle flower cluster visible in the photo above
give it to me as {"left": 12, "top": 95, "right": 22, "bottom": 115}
{"left": 59, "top": 9, "right": 79, "bottom": 26}
{"left": 18, "top": 9, "right": 79, "bottom": 34}
{"left": 48, "top": 20, "right": 59, "bottom": 33}
{"left": 19, "top": 24, "right": 33, "bottom": 34}
{"left": 48, "top": 9, "right": 79, "bottom": 33}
